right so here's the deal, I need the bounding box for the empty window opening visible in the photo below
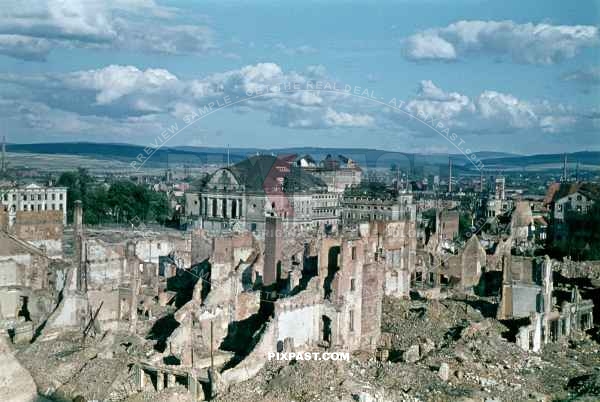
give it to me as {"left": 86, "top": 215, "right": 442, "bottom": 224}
{"left": 323, "top": 246, "right": 341, "bottom": 300}
{"left": 17, "top": 296, "right": 31, "bottom": 321}
{"left": 322, "top": 315, "right": 332, "bottom": 345}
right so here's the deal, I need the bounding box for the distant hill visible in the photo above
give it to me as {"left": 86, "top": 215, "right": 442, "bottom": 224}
{"left": 5, "top": 142, "right": 597, "bottom": 171}
{"left": 480, "top": 151, "right": 600, "bottom": 170}
{"left": 6, "top": 142, "right": 492, "bottom": 169}
{"left": 6, "top": 142, "right": 241, "bottom": 167}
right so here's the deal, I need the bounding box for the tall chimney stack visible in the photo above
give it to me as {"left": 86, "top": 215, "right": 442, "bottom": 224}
{"left": 448, "top": 157, "right": 453, "bottom": 193}
{"left": 479, "top": 170, "right": 484, "bottom": 192}
{"left": 74, "top": 200, "right": 83, "bottom": 233}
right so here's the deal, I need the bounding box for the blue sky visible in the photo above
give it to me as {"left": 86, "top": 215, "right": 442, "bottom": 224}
{"left": 0, "top": 0, "right": 598, "bottom": 154}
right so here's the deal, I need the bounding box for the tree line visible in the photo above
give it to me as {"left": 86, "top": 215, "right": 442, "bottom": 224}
{"left": 57, "top": 168, "right": 171, "bottom": 225}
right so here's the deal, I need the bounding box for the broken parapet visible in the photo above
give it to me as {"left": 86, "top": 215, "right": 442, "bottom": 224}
{"left": 37, "top": 266, "right": 89, "bottom": 341}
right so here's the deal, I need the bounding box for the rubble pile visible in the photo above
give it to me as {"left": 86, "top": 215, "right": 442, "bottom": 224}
{"left": 207, "top": 296, "right": 600, "bottom": 402}
{"left": 15, "top": 331, "right": 145, "bottom": 401}
{"left": 0, "top": 335, "right": 41, "bottom": 402}
{"left": 125, "top": 385, "right": 193, "bottom": 402}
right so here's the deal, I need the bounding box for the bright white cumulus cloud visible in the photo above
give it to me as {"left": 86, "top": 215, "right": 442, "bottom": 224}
{"left": 402, "top": 80, "right": 589, "bottom": 134}
{"left": 404, "top": 20, "right": 599, "bottom": 64}
{"left": 0, "top": 63, "right": 594, "bottom": 139}
{"left": 0, "top": 63, "right": 376, "bottom": 132}
{"left": 64, "top": 65, "right": 180, "bottom": 104}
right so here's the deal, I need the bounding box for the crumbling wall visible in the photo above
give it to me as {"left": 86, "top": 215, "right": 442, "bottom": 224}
{"left": 135, "top": 234, "right": 191, "bottom": 267}
{"left": 0, "top": 210, "right": 8, "bottom": 232}
{"left": 221, "top": 319, "right": 277, "bottom": 384}
{"left": 13, "top": 210, "right": 63, "bottom": 258}
{"left": 275, "top": 288, "right": 322, "bottom": 349}
{"left": 85, "top": 240, "right": 126, "bottom": 289}
{"left": 460, "top": 235, "right": 486, "bottom": 288}
{"left": 191, "top": 229, "right": 212, "bottom": 265}
{"left": 360, "top": 262, "right": 383, "bottom": 350}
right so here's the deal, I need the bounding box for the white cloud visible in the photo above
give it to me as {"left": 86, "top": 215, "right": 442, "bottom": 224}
{"left": 404, "top": 20, "right": 599, "bottom": 64}
{"left": 476, "top": 91, "right": 537, "bottom": 129}
{"left": 0, "top": 97, "right": 165, "bottom": 140}
{"left": 398, "top": 80, "right": 587, "bottom": 135}
{"left": 404, "top": 33, "right": 456, "bottom": 61}
{"left": 0, "top": 0, "right": 214, "bottom": 60}
{"left": 324, "top": 108, "right": 374, "bottom": 127}
{"left": 0, "top": 35, "right": 51, "bottom": 61}
{"left": 0, "top": 63, "right": 377, "bottom": 131}
{"left": 64, "top": 65, "right": 179, "bottom": 104}
{"left": 0, "top": 63, "right": 593, "bottom": 140}
{"left": 405, "top": 80, "right": 475, "bottom": 122}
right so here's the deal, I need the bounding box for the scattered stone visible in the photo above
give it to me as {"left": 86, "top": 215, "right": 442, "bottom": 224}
{"left": 403, "top": 344, "right": 420, "bottom": 363}
{"left": 438, "top": 363, "right": 450, "bottom": 381}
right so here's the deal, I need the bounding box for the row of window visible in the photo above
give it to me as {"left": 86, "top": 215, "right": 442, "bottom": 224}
{"left": 345, "top": 213, "right": 391, "bottom": 221}
{"left": 344, "top": 205, "right": 394, "bottom": 211}
{"left": 3, "top": 203, "right": 63, "bottom": 212}
{"left": 2, "top": 192, "right": 64, "bottom": 202}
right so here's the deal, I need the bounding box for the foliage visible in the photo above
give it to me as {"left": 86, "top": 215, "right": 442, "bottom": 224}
{"left": 458, "top": 212, "right": 473, "bottom": 238}
{"left": 344, "top": 180, "right": 396, "bottom": 199}
{"left": 57, "top": 169, "right": 171, "bottom": 225}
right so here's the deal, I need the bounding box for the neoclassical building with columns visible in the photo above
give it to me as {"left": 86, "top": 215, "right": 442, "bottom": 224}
{"left": 195, "top": 154, "right": 340, "bottom": 235}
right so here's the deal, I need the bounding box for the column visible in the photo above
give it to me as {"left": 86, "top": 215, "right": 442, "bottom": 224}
{"left": 188, "top": 373, "right": 198, "bottom": 400}
{"left": 168, "top": 373, "right": 176, "bottom": 388}
{"left": 157, "top": 371, "right": 164, "bottom": 391}
{"left": 137, "top": 365, "right": 145, "bottom": 391}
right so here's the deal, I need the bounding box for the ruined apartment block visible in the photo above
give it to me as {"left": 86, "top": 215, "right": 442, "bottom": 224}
{"left": 130, "top": 216, "right": 418, "bottom": 398}
{"left": 497, "top": 255, "right": 594, "bottom": 352}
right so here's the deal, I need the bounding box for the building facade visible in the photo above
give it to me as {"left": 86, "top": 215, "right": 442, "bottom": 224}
{"left": 341, "top": 190, "right": 416, "bottom": 230}
{"left": 0, "top": 183, "right": 67, "bottom": 226}
{"left": 296, "top": 154, "right": 362, "bottom": 193}
{"left": 196, "top": 155, "right": 339, "bottom": 235}
{"left": 548, "top": 183, "right": 598, "bottom": 241}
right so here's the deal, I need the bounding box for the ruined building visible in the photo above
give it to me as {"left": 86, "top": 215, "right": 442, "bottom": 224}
{"left": 497, "top": 255, "right": 594, "bottom": 352}
{"left": 40, "top": 200, "right": 191, "bottom": 339}
{"left": 0, "top": 230, "right": 64, "bottom": 344}
{"left": 133, "top": 217, "right": 413, "bottom": 398}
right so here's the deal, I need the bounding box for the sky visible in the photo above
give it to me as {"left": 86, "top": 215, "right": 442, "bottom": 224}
{"left": 0, "top": 0, "right": 599, "bottom": 155}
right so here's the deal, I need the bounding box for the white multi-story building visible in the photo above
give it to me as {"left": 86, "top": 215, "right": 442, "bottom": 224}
{"left": 0, "top": 183, "right": 68, "bottom": 226}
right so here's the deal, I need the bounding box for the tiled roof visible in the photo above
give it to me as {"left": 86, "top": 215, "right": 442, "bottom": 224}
{"left": 206, "top": 155, "right": 327, "bottom": 193}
